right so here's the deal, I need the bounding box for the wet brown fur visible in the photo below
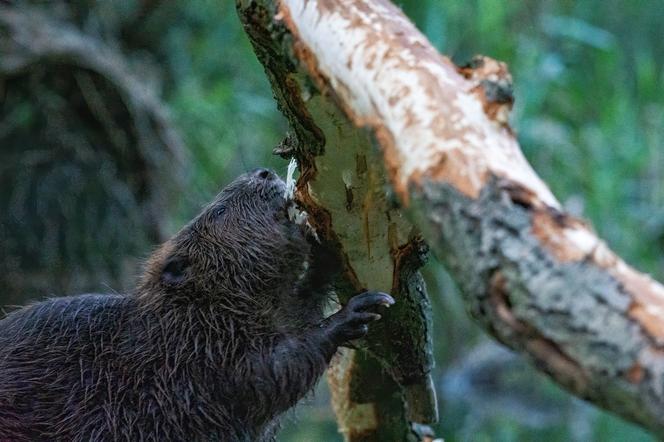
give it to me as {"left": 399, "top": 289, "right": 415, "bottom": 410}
{"left": 0, "top": 169, "right": 391, "bottom": 441}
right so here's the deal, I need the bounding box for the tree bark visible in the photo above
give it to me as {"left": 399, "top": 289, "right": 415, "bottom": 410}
{"left": 238, "top": 1, "right": 438, "bottom": 440}
{"left": 237, "top": 0, "right": 664, "bottom": 437}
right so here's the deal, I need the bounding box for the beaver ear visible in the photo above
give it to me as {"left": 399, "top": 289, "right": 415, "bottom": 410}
{"left": 161, "top": 255, "right": 190, "bottom": 285}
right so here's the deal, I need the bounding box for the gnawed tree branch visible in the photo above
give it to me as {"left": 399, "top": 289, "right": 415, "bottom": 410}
{"left": 238, "top": 1, "right": 437, "bottom": 440}
{"left": 237, "top": 0, "right": 664, "bottom": 437}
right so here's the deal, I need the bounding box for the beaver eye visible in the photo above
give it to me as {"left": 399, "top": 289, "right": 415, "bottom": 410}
{"left": 213, "top": 206, "right": 226, "bottom": 219}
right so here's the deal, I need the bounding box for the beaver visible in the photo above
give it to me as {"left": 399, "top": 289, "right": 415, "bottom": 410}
{"left": 0, "top": 168, "right": 393, "bottom": 441}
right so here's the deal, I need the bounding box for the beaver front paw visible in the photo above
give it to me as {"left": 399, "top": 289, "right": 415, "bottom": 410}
{"left": 324, "top": 291, "right": 395, "bottom": 343}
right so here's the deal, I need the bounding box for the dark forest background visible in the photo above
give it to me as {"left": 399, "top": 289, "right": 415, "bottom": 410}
{"left": 1, "top": 1, "right": 663, "bottom": 440}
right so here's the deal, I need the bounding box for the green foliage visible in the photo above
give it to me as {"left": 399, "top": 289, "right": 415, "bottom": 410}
{"left": 148, "top": 0, "right": 287, "bottom": 223}
{"left": 0, "top": 53, "right": 173, "bottom": 302}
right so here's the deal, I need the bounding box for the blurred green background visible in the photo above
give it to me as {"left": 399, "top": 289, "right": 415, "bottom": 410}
{"left": 1, "top": 0, "right": 663, "bottom": 440}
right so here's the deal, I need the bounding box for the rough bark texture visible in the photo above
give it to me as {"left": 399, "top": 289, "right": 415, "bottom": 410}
{"left": 237, "top": 1, "right": 438, "bottom": 440}
{"left": 237, "top": 0, "right": 664, "bottom": 438}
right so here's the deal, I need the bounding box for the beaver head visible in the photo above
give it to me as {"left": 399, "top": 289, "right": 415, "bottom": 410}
{"left": 137, "top": 168, "right": 313, "bottom": 315}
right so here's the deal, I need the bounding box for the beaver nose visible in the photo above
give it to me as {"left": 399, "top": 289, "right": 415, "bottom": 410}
{"left": 252, "top": 168, "right": 276, "bottom": 180}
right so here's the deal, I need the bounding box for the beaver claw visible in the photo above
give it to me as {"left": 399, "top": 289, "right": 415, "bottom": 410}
{"left": 324, "top": 291, "right": 394, "bottom": 343}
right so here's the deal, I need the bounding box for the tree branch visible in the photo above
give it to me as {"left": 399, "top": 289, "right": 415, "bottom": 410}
{"left": 237, "top": 0, "right": 664, "bottom": 437}
{"left": 238, "top": 1, "right": 438, "bottom": 439}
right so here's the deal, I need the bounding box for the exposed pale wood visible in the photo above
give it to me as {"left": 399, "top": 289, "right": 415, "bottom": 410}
{"left": 238, "top": 0, "right": 664, "bottom": 436}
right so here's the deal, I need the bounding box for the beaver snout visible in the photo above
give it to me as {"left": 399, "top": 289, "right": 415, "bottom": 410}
{"left": 248, "top": 167, "right": 286, "bottom": 202}
{"left": 251, "top": 167, "right": 277, "bottom": 181}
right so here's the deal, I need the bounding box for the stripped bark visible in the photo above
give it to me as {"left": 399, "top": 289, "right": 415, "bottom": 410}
{"left": 237, "top": 0, "right": 664, "bottom": 437}
{"left": 238, "top": 1, "right": 437, "bottom": 440}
